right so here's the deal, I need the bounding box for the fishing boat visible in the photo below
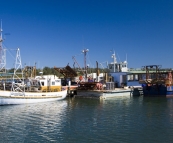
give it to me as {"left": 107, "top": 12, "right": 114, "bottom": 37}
{"left": 0, "top": 76, "right": 67, "bottom": 105}
{"left": 139, "top": 65, "right": 173, "bottom": 96}
{"left": 0, "top": 48, "right": 67, "bottom": 105}
{"left": 76, "top": 81, "right": 132, "bottom": 99}
{"left": 70, "top": 49, "right": 134, "bottom": 99}
{"left": 0, "top": 23, "right": 67, "bottom": 105}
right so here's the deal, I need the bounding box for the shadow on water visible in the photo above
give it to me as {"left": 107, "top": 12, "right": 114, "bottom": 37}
{"left": 142, "top": 96, "right": 167, "bottom": 103}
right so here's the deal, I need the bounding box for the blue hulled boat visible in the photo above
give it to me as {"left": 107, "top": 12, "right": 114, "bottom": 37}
{"left": 139, "top": 65, "right": 173, "bottom": 97}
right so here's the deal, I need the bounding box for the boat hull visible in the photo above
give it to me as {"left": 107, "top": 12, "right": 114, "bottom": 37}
{"left": 77, "top": 89, "right": 132, "bottom": 99}
{"left": 142, "top": 84, "right": 173, "bottom": 96}
{"left": 166, "top": 86, "right": 173, "bottom": 96}
{"left": 0, "top": 90, "right": 67, "bottom": 105}
{"left": 103, "top": 89, "right": 132, "bottom": 98}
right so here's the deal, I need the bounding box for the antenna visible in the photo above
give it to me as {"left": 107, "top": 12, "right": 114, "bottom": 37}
{"left": 117, "top": 53, "right": 121, "bottom": 62}
{"left": 126, "top": 53, "right": 127, "bottom": 62}
{"left": 0, "top": 20, "right": 2, "bottom": 39}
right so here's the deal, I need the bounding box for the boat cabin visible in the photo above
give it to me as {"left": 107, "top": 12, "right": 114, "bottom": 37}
{"left": 36, "top": 75, "right": 61, "bottom": 92}
{"left": 24, "top": 75, "right": 62, "bottom": 92}
{"left": 109, "top": 68, "right": 146, "bottom": 88}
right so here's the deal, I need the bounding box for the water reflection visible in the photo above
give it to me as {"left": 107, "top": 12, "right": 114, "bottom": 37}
{"left": 65, "top": 96, "right": 173, "bottom": 143}
{"left": 1, "top": 97, "right": 173, "bottom": 143}
{"left": 0, "top": 101, "right": 67, "bottom": 142}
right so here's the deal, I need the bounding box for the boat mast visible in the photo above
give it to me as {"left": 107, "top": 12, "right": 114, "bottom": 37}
{"left": 82, "top": 49, "right": 89, "bottom": 81}
{"left": 0, "top": 20, "right": 2, "bottom": 59}
{"left": 0, "top": 20, "right": 6, "bottom": 73}
{"left": 111, "top": 50, "right": 117, "bottom": 72}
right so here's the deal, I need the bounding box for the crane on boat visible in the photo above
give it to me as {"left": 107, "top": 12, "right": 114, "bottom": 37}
{"left": 72, "top": 56, "right": 84, "bottom": 75}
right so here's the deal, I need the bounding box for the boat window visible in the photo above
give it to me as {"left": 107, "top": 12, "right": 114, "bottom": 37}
{"left": 52, "top": 82, "right": 55, "bottom": 85}
{"left": 41, "top": 82, "right": 44, "bottom": 86}
{"left": 38, "top": 82, "right": 41, "bottom": 86}
{"left": 127, "top": 75, "right": 133, "bottom": 81}
{"left": 142, "top": 74, "right": 146, "bottom": 80}
{"left": 138, "top": 74, "right": 142, "bottom": 80}
{"left": 134, "top": 74, "right": 138, "bottom": 80}
{"left": 27, "top": 82, "right": 31, "bottom": 87}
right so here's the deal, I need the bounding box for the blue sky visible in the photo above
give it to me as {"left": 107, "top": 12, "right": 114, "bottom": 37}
{"left": 0, "top": 0, "right": 173, "bottom": 69}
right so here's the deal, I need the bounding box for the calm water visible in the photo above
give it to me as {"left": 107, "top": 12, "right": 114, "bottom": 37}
{"left": 1, "top": 96, "right": 173, "bottom": 143}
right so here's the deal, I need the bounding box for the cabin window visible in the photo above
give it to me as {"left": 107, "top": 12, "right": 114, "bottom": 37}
{"left": 41, "top": 82, "right": 44, "bottom": 86}
{"left": 26, "top": 82, "right": 31, "bottom": 87}
{"left": 127, "top": 75, "right": 130, "bottom": 81}
{"left": 134, "top": 74, "right": 138, "bottom": 80}
{"left": 38, "top": 82, "right": 41, "bottom": 86}
{"left": 138, "top": 74, "right": 142, "bottom": 80}
{"left": 55, "top": 80, "right": 60, "bottom": 82}
{"left": 52, "top": 82, "right": 55, "bottom": 85}
{"left": 142, "top": 74, "right": 146, "bottom": 80}
{"left": 127, "top": 75, "right": 133, "bottom": 81}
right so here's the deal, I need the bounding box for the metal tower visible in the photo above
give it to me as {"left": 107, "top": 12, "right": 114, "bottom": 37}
{"left": 0, "top": 20, "right": 6, "bottom": 73}
{"left": 11, "top": 48, "right": 25, "bottom": 95}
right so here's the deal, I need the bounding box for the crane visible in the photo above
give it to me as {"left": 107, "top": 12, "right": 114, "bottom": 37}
{"left": 72, "top": 56, "right": 85, "bottom": 75}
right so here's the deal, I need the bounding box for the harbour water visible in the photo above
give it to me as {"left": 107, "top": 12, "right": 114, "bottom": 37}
{"left": 1, "top": 96, "right": 173, "bottom": 143}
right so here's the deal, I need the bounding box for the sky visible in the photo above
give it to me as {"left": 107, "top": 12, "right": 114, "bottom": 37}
{"left": 0, "top": 0, "right": 173, "bottom": 70}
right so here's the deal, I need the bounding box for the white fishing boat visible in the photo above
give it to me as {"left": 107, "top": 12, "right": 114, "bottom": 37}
{"left": 0, "top": 22, "right": 67, "bottom": 105}
{"left": 0, "top": 74, "right": 67, "bottom": 105}
{"left": 0, "top": 90, "right": 67, "bottom": 105}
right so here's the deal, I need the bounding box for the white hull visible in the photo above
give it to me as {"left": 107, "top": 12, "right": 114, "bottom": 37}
{"left": 77, "top": 88, "right": 132, "bottom": 99}
{"left": 0, "top": 90, "right": 67, "bottom": 105}
{"left": 103, "top": 89, "right": 132, "bottom": 99}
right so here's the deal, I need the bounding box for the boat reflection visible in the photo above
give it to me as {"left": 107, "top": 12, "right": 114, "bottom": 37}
{"left": 0, "top": 101, "right": 68, "bottom": 142}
